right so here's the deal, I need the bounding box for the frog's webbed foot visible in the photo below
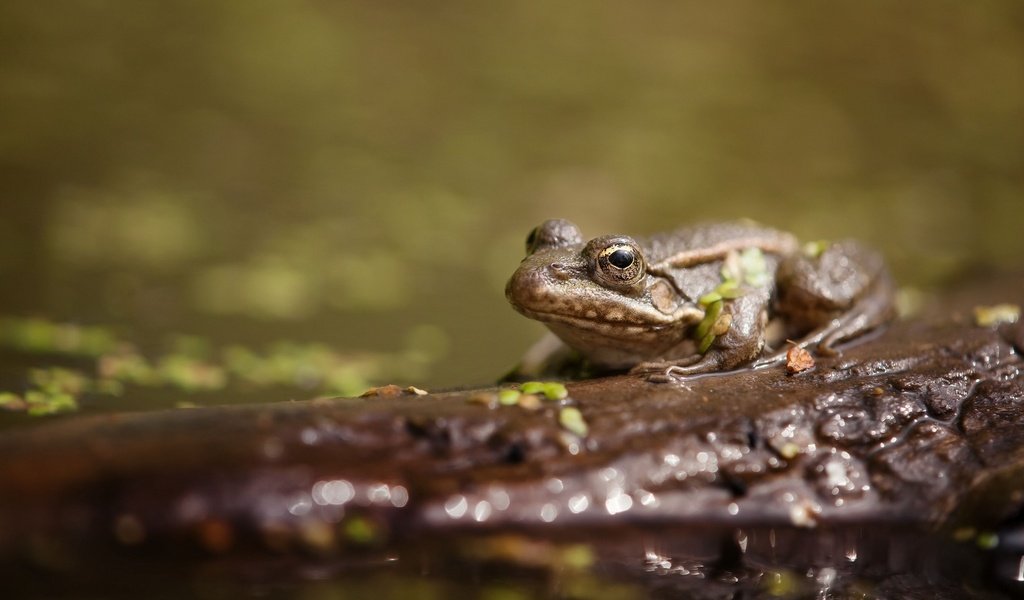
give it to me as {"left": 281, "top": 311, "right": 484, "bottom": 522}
{"left": 812, "top": 271, "right": 895, "bottom": 352}
{"left": 750, "top": 319, "right": 857, "bottom": 371}
{"left": 754, "top": 271, "right": 897, "bottom": 370}
{"left": 770, "top": 242, "right": 896, "bottom": 364}
{"left": 629, "top": 355, "right": 701, "bottom": 375}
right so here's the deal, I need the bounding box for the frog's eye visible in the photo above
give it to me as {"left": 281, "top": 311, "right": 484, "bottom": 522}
{"left": 588, "top": 237, "right": 645, "bottom": 291}
{"left": 607, "top": 247, "right": 635, "bottom": 269}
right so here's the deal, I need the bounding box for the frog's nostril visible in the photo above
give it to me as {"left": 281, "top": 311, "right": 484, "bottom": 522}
{"left": 548, "top": 263, "right": 570, "bottom": 280}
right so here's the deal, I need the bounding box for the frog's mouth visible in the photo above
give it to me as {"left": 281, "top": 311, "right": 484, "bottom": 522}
{"left": 510, "top": 304, "right": 702, "bottom": 339}
{"left": 515, "top": 307, "right": 664, "bottom": 334}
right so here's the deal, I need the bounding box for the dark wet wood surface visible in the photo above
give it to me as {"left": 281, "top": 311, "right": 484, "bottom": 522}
{"left": 1, "top": 275, "right": 1022, "bottom": 598}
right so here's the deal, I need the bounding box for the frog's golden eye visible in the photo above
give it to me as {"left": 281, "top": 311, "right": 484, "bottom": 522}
{"left": 588, "top": 237, "right": 645, "bottom": 291}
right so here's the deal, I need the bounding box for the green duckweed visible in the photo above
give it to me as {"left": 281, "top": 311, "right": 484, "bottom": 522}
{"left": 498, "top": 389, "right": 522, "bottom": 405}
{"left": 520, "top": 381, "right": 568, "bottom": 400}
{"left": 802, "top": 240, "right": 831, "bottom": 258}
{"left": 343, "top": 516, "right": 379, "bottom": 544}
{"left": 559, "top": 407, "right": 589, "bottom": 437}
{"left": 973, "top": 303, "right": 1020, "bottom": 327}
{"left": 694, "top": 299, "right": 723, "bottom": 342}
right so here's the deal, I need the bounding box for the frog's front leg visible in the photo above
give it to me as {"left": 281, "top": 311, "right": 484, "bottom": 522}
{"left": 631, "top": 290, "right": 772, "bottom": 381}
{"left": 759, "top": 240, "right": 896, "bottom": 366}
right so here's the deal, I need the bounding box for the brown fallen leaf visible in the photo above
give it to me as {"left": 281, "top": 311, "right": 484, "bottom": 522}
{"left": 785, "top": 344, "right": 815, "bottom": 374}
{"left": 359, "top": 384, "right": 406, "bottom": 398}
{"left": 360, "top": 385, "right": 431, "bottom": 398}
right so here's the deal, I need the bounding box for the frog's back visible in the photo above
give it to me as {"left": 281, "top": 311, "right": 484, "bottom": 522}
{"left": 640, "top": 221, "right": 798, "bottom": 265}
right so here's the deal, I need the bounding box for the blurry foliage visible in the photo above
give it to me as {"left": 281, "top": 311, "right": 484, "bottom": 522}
{"left": 0, "top": 1, "right": 1022, "bottom": 394}
{"left": 0, "top": 317, "right": 445, "bottom": 418}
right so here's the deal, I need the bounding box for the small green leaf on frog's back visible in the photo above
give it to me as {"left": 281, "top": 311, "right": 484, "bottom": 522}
{"left": 699, "top": 291, "right": 722, "bottom": 306}
{"left": 694, "top": 299, "right": 723, "bottom": 342}
{"left": 716, "top": 279, "right": 744, "bottom": 299}
{"left": 720, "top": 250, "right": 742, "bottom": 282}
{"left": 698, "top": 331, "right": 716, "bottom": 354}
{"left": 739, "top": 247, "right": 770, "bottom": 287}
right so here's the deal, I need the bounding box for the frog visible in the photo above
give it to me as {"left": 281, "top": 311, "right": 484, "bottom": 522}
{"left": 505, "top": 219, "right": 895, "bottom": 380}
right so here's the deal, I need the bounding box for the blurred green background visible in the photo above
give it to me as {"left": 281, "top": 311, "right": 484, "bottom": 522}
{"left": 1, "top": 1, "right": 1022, "bottom": 410}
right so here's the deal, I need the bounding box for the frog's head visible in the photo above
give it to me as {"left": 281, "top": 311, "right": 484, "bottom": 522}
{"left": 506, "top": 219, "right": 702, "bottom": 367}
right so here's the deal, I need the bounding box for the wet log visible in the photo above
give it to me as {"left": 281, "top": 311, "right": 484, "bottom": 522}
{"left": 0, "top": 274, "right": 1023, "bottom": 597}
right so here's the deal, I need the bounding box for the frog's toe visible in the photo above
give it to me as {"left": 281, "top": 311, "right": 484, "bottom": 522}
{"left": 815, "top": 337, "right": 842, "bottom": 357}
{"left": 629, "top": 356, "right": 701, "bottom": 377}
{"left": 628, "top": 362, "right": 662, "bottom": 376}
{"left": 638, "top": 364, "right": 696, "bottom": 384}
{"left": 657, "top": 362, "right": 717, "bottom": 382}
{"left": 637, "top": 355, "right": 728, "bottom": 383}
{"left": 751, "top": 350, "right": 789, "bottom": 370}
{"left": 642, "top": 370, "right": 678, "bottom": 384}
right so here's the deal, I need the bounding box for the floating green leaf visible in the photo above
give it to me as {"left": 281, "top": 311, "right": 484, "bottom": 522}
{"left": 343, "top": 516, "right": 379, "bottom": 544}
{"left": 973, "top": 303, "right": 1020, "bottom": 327}
{"left": 0, "top": 393, "right": 26, "bottom": 410}
{"left": 498, "top": 389, "right": 522, "bottom": 405}
{"left": 24, "top": 390, "right": 78, "bottom": 416}
{"left": 519, "top": 381, "right": 546, "bottom": 395}
{"left": 559, "top": 407, "right": 588, "bottom": 437}
{"left": 519, "top": 381, "right": 568, "bottom": 400}
{"left": 802, "top": 240, "right": 830, "bottom": 258}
